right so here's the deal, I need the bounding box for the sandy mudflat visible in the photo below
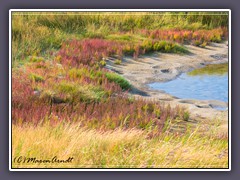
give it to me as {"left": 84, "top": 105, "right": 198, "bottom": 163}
{"left": 105, "top": 42, "right": 229, "bottom": 124}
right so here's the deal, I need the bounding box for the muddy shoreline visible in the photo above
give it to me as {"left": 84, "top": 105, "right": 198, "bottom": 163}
{"left": 105, "top": 42, "right": 229, "bottom": 123}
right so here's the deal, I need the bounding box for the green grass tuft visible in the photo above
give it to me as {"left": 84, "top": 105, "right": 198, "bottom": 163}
{"left": 29, "top": 73, "right": 45, "bottom": 82}
{"left": 105, "top": 73, "right": 131, "bottom": 90}
{"left": 114, "top": 59, "right": 122, "bottom": 65}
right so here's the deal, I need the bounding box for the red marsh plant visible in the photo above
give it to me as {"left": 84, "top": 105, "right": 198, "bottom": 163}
{"left": 55, "top": 38, "right": 187, "bottom": 67}
{"left": 56, "top": 39, "right": 125, "bottom": 67}
{"left": 12, "top": 39, "right": 189, "bottom": 135}
{"left": 12, "top": 64, "right": 189, "bottom": 133}
{"left": 24, "top": 60, "right": 129, "bottom": 94}
{"left": 139, "top": 28, "right": 228, "bottom": 46}
{"left": 56, "top": 38, "right": 153, "bottom": 67}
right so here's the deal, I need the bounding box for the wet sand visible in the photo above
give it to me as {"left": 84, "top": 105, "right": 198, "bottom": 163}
{"left": 105, "top": 42, "right": 229, "bottom": 125}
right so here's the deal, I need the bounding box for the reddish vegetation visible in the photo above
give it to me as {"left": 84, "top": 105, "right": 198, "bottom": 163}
{"left": 12, "top": 59, "right": 187, "bottom": 135}
{"left": 57, "top": 39, "right": 126, "bottom": 67}
{"left": 14, "top": 28, "right": 220, "bottom": 134}
{"left": 55, "top": 38, "right": 185, "bottom": 68}
{"left": 139, "top": 27, "right": 228, "bottom": 45}
{"left": 55, "top": 28, "right": 228, "bottom": 68}
{"left": 24, "top": 60, "right": 123, "bottom": 94}
{"left": 12, "top": 85, "right": 181, "bottom": 133}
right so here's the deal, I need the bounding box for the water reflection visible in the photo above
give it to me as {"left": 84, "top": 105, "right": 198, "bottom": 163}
{"left": 149, "top": 63, "right": 228, "bottom": 103}
{"left": 187, "top": 63, "right": 228, "bottom": 76}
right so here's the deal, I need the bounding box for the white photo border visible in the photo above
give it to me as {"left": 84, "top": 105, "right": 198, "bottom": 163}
{"left": 9, "top": 9, "right": 231, "bottom": 171}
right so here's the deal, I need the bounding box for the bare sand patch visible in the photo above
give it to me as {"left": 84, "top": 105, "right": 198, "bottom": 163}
{"left": 105, "top": 42, "right": 229, "bottom": 122}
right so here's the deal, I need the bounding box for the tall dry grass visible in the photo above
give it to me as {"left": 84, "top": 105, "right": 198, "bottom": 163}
{"left": 12, "top": 119, "right": 228, "bottom": 168}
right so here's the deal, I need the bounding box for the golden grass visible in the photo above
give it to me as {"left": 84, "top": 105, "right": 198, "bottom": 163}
{"left": 12, "top": 119, "right": 228, "bottom": 168}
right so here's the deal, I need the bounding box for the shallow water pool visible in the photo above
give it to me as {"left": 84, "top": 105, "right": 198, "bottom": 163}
{"left": 148, "top": 63, "right": 228, "bottom": 103}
